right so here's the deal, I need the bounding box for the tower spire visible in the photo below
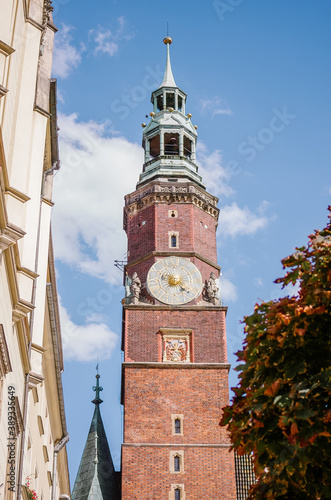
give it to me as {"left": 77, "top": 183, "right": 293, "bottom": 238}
{"left": 71, "top": 370, "right": 120, "bottom": 499}
{"left": 159, "top": 36, "right": 176, "bottom": 88}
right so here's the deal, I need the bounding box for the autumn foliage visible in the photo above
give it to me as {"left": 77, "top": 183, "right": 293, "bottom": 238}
{"left": 221, "top": 208, "right": 331, "bottom": 499}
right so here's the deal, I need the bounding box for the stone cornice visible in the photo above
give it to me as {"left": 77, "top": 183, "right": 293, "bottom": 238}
{"left": 122, "top": 443, "right": 231, "bottom": 448}
{"left": 125, "top": 250, "right": 221, "bottom": 272}
{"left": 124, "top": 303, "right": 228, "bottom": 313}
{"left": 5, "top": 186, "right": 30, "bottom": 203}
{"left": 0, "top": 40, "right": 15, "bottom": 57}
{"left": 123, "top": 362, "right": 231, "bottom": 370}
{"left": 28, "top": 371, "right": 44, "bottom": 387}
{"left": 34, "top": 103, "right": 51, "bottom": 118}
{"left": 124, "top": 180, "right": 219, "bottom": 229}
{"left": 0, "top": 85, "right": 9, "bottom": 98}
{"left": 0, "top": 222, "right": 26, "bottom": 251}
{"left": 25, "top": 17, "right": 44, "bottom": 32}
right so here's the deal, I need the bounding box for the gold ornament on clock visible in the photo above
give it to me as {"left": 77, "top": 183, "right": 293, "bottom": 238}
{"left": 147, "top": 256, "right": 202, "bottom": 305}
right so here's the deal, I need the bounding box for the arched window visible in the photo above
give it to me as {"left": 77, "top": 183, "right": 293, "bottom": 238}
{"left": 174, "top": 418, "right": 181, "bottom": 433}
{"left": 174, "top": 455, "right": 180, "bottom": 472}
{"left": 175, "top": 488, "right": 181, "bottom": 500}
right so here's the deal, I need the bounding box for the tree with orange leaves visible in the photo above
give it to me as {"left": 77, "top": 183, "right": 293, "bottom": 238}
{"left": 221, "top": 208, "right": 331, "bottom": 499}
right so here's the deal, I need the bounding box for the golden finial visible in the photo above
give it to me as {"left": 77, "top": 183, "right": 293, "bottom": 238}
{"left": 163, "top": 36, "right": 173, "bottom": 45}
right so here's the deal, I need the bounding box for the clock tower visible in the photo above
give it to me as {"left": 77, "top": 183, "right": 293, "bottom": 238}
{"left": 121, "top": 37, "right": 236, "bottom": 499}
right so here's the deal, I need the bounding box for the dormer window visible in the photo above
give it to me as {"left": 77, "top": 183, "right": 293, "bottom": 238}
{"left": 166, "top": 92, "right": 175, "bottom": 109}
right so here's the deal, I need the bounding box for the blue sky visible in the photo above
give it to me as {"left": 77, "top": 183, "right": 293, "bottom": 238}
{"left": 50, "top": 0, "right": 331, "bottom": 484}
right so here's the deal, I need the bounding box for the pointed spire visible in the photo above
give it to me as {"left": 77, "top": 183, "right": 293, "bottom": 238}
{"left": 71, "top": 370, "right": 120, "bottom": 500}
{"left": 159, "top": 36, "right": 176, "bottom": 88}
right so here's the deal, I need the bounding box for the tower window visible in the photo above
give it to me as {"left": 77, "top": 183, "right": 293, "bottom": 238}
{"left": 178, "top": 95, "right": 183, "bottom": 112}
{"left": 168, "top": 232, "right": 179, "bottom": 249}
{"left": 149, "top": 134, "right": 160, "bottom": 158}
{"left": 175, "top": 488, "right": 180, "bottom": 500}
{"left": 171, "top": 413, "right": 184, "bottom": 435}
{"left": 157, "top": 94, "right": 163, "bottom": 111}
{"left": 166, "top": 92, "right": 175, "bottom": 109}
{"left": 164, "top": 133, "right": 179, "bottom": 155}
{"left": 184, "top": 136, "right": 192, "bottom": 159}
{"left": 170, "top": 451, "right": 184, "bottom": 474}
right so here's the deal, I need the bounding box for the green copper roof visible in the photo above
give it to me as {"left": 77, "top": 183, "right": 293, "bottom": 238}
{"left": 71, "top": 374, "right": 120, "bottom": 500}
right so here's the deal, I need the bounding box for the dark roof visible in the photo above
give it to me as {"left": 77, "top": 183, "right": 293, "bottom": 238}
{"left": 71, "top": 386, "right": 120, "bottom": 500}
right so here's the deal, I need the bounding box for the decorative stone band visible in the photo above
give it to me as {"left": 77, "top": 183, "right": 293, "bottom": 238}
{"left": 123, "top": 362, "right": 231, "bottom": 371}
{"left": 124, "top": 303, "right": 227, "bottom": 313}
{"left": 125, "top": 250, "right": 221, "bottom": 273}
{"left": 124, "top": 181, "right": 219, "bottom": 230}
{"left": 122, "top": 443, "right": 232, "bottom": 448}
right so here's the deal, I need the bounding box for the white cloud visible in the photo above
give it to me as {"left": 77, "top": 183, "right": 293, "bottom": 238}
{"left": 89, "top": 17, "right": 135, "bottom": 57}
{"left": 59, "top": 300, "right": 119, "bottom": 362}
{"left": 197, "top": 142, "right": 234, "bottom": 197}
{"left": 254, "top": 277, "right": 264, "bottom": 288}
{"left": 219, "top": 202, "right": 270, "bottom": 238}
{"left": 199, "top": 97, "right": 233, "bottom": 118}
{"left": 52, "top": 24, "right": 84, "bottom": 79}
{"left": 52, "top": 113, "right": 143, "bottom": 283}
{"left": 221, "top": 276, "right": 238, "bottom": 302}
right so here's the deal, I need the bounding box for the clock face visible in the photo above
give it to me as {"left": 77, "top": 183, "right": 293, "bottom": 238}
{"left": 147, "top": 256, "right": 202, "bottom": 305}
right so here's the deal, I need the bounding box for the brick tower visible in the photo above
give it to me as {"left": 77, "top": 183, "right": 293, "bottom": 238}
{"left": 121, "top": 37, "right": 236, "bottom": 499}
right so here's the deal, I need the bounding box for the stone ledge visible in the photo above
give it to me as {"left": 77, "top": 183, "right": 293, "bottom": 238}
{"left": 122, "top": 443, "right": 231, "bottom": 448}
{"left": 123, "top": 362, "right": 230, "bottom": 370}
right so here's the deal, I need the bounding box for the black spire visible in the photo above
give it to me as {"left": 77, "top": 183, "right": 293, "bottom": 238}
{"left": 71, "top": 370, "right": 120, "bottom": 500}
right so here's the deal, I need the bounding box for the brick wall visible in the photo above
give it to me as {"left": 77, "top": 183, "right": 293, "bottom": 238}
{"left": 123, "top": 307, "right": 228, "bottom": 363}
{"left": 123, "top": 366, "right": 231, "bottom": 444}
{"left": 121, "top": 446, "right": 236, "bottom": 499}
{"left": 126, "top": 202, "right": 217, "bottom": 265}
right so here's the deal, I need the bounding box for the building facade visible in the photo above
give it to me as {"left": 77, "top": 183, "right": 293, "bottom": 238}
{"left": 0, "top": 1, "right": 70, "bottom": 499}
{"left": 121, "top": 37, "right": 236, "bottom": 499}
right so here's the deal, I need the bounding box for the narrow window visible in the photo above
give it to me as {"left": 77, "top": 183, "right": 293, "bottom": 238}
{"left": 171, "top": 235, "right": 177, "bottom": 247}
{"left": 166, "top": 92, "right": 175, "bottom": 109}
{"left": 178, "top": 95, "right": 183, "bottom": 111}
{"left": 184, "top": 136, "right": 192, "bottom": 159}
{"left": 174, "top": 456, "right": 180, "bottom": 472}
{"left": 175, "top": 488, "right": 181, "bottom": 500}
{"left": 174, "top": 418, "right": 181, "bottom": 434}
{"left": 157, "top": 94, "right": 163, "bottom": 111}
{"left": 150, "top": 134, "right": 160, "bottom": 158}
